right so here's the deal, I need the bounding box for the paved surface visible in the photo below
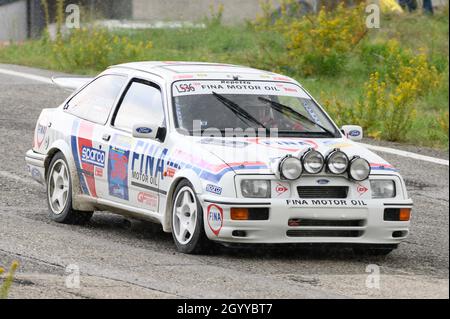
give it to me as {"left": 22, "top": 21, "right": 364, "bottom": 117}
{"left": 0, "top": 64, "right": 448, "bottom": 299}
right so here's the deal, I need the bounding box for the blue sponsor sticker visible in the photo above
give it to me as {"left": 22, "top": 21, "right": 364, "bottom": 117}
{"left": 136, "top": 127, "right": 153, "bottom": 134}
{"left": 81, "top": 146, "right": 105, "bottom": 167}
{"left": 206, "top": 184, "right": 222, "bottom": 195}
{"left": 108, "top": 146, "right": 130, "bottom": 200}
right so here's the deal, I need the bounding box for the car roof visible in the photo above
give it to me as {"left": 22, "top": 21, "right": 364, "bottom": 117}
{"left": 110, "top": 61, "right": 299, "bottom": 84}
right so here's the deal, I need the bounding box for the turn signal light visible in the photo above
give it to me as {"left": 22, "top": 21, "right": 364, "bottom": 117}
{"left": 399, "top": 208, "right": 411, "bottom": 221}
{"left": 231, "top": 208, "right": 249, "bottom": 220}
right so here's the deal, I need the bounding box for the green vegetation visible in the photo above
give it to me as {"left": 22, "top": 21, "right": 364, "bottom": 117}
{"left": 0, "top": 261, "right": 19, "bottom": 299}
{"left": 0, "top": 4, "right": 448, "bottom": 149}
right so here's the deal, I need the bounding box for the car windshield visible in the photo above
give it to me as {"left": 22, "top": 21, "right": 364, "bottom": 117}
{"left": 172, "top": 80, "right": 338, "bottom": 137}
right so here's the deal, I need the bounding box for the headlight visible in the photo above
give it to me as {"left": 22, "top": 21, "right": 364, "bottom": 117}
{"left": 302, "top": 149, "right": 324, "bottom": 174}
{"left": 241, "top": 180, "right": 271, "bottom": 198}
{"left": 349, "top": 157, "right": 371, "bottom": 181}
{"left": 326, "top": 149, "right": 349, "bottom": 174}
{"left": 279, "top": 156, "right": 303, "bottom": 180}
{"left": 370, "top": 180, "right": 396, "bottom": 198}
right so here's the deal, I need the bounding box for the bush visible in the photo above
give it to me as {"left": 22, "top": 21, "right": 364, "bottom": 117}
{"left": 361, "top": 40, "right": 441, "bottom": 96}
{"left": 52, "top": 28, "right": 152, "bottom": 71}
{"left": 286, "top": 3, "right": 367, "bottom": 76}
{"left": 254, "top": 2, "right": 367, "bottom": 76}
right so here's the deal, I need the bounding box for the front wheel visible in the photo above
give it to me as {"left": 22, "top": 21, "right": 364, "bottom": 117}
{"left": 47, "top": 152, "right": 93, "bottom": 225}
{"left": 171, "top": 180, "right": 211, "bottom": 254}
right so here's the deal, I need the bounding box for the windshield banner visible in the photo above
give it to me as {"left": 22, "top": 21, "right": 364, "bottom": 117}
{"left": 172, "top": 80, "right": 310, "bottom": 98}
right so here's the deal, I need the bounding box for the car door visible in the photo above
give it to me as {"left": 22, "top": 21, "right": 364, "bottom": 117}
{"left": 107, "top": 78, "right": 167, "bottom": 213}
{"left": 64, "top": 74, "right": 128, "bottom": 199}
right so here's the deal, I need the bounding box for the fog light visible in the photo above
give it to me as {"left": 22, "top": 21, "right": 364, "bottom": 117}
{"left": 231, "top": 208, "right": 249, "bottom": 220}
{"left": 232, "top": 230, "right": 247, "bottom": 237}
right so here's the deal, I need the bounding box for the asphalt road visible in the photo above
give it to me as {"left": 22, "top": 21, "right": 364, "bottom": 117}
{"left": 0, "top": 64, "right": 448, "bottom": 299}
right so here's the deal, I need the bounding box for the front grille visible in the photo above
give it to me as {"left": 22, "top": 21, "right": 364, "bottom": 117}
{"left": 286, "top": 230, "right": 364, "bottom": 237}
{"left": 288, "top": 219, "right": 366, "bottom": 227}
{"left": 297, "top": 186, "right": 348, "bottom": 199}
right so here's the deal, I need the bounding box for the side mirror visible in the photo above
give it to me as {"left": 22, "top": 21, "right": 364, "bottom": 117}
{"left": 132, "top": 123, "right": 166, "bottom": 142}
{"left": 341, "top": 125, "right": 363, "bottom": 141}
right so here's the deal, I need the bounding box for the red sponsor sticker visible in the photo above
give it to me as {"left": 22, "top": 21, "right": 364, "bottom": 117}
{"left": 164, "top": 167, "right": 177, "bottom": 178}
{"left": 94, "top": 167, "right": 103, "bottom": 178}
{"left": 275, "top": 183, "right": 289, "bottom": 196}
{"left": 138, "top": 192, "right": 158, "bottom": 208}
{"left": 357, "top": 183, "right": 368, "bottom": 196}
{"left": 207, "top": 204, "right": 223, "bottom": 236}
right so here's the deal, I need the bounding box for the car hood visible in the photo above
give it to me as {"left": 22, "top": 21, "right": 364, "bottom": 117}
{"left": 191, "top": 136, "right": 397, "bottom": 176}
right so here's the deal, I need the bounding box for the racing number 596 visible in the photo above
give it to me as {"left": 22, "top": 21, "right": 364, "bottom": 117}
{"left": 176, "top": 83, "right": 195, "bottom": 93}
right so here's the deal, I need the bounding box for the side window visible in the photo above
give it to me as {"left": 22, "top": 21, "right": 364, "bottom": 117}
{"left": 66, "top": 75, "right": 126, "bottom": 124}
{"left": 113, "top": 80, "right": 165, "bottom": 132}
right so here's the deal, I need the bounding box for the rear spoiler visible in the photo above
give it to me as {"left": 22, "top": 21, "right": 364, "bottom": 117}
{"left": 51, "top": 76, "right": 94, "bottom": 91}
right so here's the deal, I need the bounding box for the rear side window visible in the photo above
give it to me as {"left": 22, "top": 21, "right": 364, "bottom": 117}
{"left": 113, "top": 80, "right": 165, "bottom": 132}
{"left": 66, "top": 75, "right": 127, "bottom": 124}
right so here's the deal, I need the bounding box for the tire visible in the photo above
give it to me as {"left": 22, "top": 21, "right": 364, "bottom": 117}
{"left": 46, "top": 152, "right": 93, "bottom": 225}
{"left": 171, "top": 180, "right": 212, "bottom": 254}
{"left": 353, "top": 245, "right": 397, "bottom": 256}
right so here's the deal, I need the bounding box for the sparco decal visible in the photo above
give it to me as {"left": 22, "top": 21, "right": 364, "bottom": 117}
{"left": 108, "top": 146, "right": 130, "bottom": 200}
{"left": 81, "top": 146, "right": 105, "bottom": 167}
{"left": 207, "top": 204, "right": 223, "bottom": 236}
{"left": 206, "top": 184, "right": 222, "bottom": 195}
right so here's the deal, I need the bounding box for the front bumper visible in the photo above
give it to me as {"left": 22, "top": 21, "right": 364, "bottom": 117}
{"left": 200, "top": 196, "right": 413, "bottom": 245}
{"left": 25, "top": 149, "right": 46, "bottom": 184}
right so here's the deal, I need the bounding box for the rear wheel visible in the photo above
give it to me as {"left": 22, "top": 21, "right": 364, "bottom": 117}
{"left": 47, "top": 152, "right": 93, "bottom": 225}
{"left": 171, "top": 180, "right": 211, "bottom": 254}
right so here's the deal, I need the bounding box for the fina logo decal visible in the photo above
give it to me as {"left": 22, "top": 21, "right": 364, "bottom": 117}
{"left": 349, "top": 130, "right": 361, "bottom": 137}
{"left": 207, "top": 204, "right": 223, "bottom": 236}
{"left": 136, "top": 127, "right": 152, "bottom": 134}
{"left": 81, "top": 146, "right": 105, "bottom": 167}
{"left": 317, "top": 179, "right": 330, "bottom": 185}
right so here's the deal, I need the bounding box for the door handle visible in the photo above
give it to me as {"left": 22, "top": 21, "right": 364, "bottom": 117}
{"left": 102, "top": 134, "right": 111, "bottom": 141}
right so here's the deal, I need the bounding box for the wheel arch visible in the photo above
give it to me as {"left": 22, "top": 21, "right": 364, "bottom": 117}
{"left": 161, "top": 170, "right": 203, "bottom": 233}
{"left": 45, "top": 139, "right": 94, "bottom": 211}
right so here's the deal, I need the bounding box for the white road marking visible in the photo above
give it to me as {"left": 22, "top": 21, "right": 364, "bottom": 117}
{"left": 357, "top": 142, "right": 449, "bottom": 166}
{"left": 0, "top": 68, "right": 53, "bottom": 85}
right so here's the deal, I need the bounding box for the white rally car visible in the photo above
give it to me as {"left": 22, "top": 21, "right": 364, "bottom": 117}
{"left": 25, "top": 62, "right": 413, "bottom": 254}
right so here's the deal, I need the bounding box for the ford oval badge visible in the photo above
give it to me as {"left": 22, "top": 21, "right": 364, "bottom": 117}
{"left": 136, "top": 127, "right": 152, "bottom": 134}
{"left": 317, "top": 179, "right": 330, "bottom": 185}
{"left": 349, "top": 130, "right": 361, "bottom": 137}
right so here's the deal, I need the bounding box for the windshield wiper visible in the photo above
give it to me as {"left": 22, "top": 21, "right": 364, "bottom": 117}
{"left": 258, "top": 97, "right": 336, "bottom": 136}
{"left": 212, "top": 92, "right": 268, "bottom": 130}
